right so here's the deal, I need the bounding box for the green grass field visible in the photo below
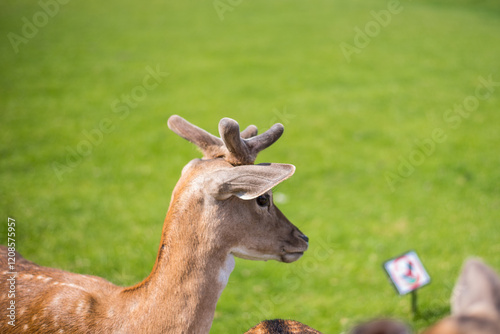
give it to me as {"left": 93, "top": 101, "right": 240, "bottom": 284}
{"left": 1, "top": 0, "right": 499, "bottom": 332}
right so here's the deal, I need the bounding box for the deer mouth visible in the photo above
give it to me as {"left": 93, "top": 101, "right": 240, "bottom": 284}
{"left": 231, "top": 246, "right": 306, "bottom": 263}
{"left": 280, "top": 235, "right": 308, "bottom": 263}
{"left": 281, "top": 250, "right": 305, "bottom": 263}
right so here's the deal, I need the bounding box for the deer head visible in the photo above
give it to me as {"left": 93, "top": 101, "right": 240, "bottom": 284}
{"left": 166, "top": 115, "right": 308, "bottom": 264}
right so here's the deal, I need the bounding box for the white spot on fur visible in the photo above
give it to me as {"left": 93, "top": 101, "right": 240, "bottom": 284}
{"left": 51, "top": 294, "right": 62, "bottom": 307}
{"left": 29, "top": 274, "right": 53, "bottom": 283}
{"left": 83, "top": 275, "right": 101, "bottom": 283}
{"left": 19, "top": 308, "right": 25, "bottom": 316}
{"left": 59, "top": 282, "right": 88, "bottom": 292}
{"left": 107, "top": 307, "right": 115, "bottom": 318}
{"left": 32, "top": 314, "right": 38, "bottom": 321}
{"left": 76, "top": 301, "right": 85, "bottom": 314}
{"left": 129, "top": 300, "right": 139, "bottom": 312}
{"left": 23, "top": 324, "right": 28, "bottom": 331}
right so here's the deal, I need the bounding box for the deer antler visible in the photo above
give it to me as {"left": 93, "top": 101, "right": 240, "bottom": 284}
{"left": 168, "top": 115, "right": 284, "bottom": 165}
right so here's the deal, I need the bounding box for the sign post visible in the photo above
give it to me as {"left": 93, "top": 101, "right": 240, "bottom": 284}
{"left": 383, "top": 250, "right": 431, "bottom": 318}
{"left": 411, "top": 290, "right": 418, "bottom": 316}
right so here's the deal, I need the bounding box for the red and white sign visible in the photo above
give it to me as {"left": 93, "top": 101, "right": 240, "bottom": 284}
{"left": 383, "top": 251, "right": 431, "bottom": 295}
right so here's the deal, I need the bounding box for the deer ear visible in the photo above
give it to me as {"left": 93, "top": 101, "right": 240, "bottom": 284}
{"left": 451, "top": 258, "right": 500, "bottom": 319}
{"left": 208, "top": 163, "right": 295, "bottom": 200}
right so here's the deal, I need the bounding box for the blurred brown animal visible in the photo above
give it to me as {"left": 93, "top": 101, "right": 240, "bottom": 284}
{"left": 349, "top": 318, "right": 411, "bottom": 334}
{"left": 246, "top": 319, "right": 323, "bottom": 333}
{"left": 424, "top": 259, "right": 500, "bottom": 334}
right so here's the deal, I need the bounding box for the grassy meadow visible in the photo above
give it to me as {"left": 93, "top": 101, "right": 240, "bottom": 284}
{"left": 1, "top": 0, "right": 499, "bottom": 332}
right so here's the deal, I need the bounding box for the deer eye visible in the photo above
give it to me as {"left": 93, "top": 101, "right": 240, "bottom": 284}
{"left": 256, "top": 194, "right": 270, "bottom": 207}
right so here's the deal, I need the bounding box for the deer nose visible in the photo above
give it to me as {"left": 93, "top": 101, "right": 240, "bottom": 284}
{"left": 299, "top": 234, "right": 309, "bottom": 243}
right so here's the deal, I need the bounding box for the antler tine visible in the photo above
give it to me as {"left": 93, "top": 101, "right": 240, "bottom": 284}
{"left": 168, "top": 115, "right": 224, "bottom": 158}
{"left": 247, "top": 123, "right": 284, "bottom": 155}
{"left": 219, "top": 118, "right": 252, "bottom": 165}
{"left": 240, "top": 125, "right": 258, "bottom": 139}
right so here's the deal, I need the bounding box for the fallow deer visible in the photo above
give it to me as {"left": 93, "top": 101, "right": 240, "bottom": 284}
{"left": 0, "top": 115, "right": 309, "bottom": 333}
{"left": 424, "top": 259, "right": 500, "bottom": 334}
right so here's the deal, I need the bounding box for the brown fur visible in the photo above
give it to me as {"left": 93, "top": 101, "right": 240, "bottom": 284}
{"left": 245, "top": 319, "right": 323, "bottom": 334}
{"left": 0, "top": 116, "right": 308, "bottom": 333}
{"left": 350, "top": 319, "right": 411, "bottom": 334}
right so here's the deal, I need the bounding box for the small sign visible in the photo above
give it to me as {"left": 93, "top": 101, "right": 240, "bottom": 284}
{"left": 383, "top": 250, "right": 431, "bottom": 295}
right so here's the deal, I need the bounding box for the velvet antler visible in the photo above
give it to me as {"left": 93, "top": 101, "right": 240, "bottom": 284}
{"left": 167, "top": 115, "right": 284, "bottom": 165}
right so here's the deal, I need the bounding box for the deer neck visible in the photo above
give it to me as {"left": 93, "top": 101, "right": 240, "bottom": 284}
{"left": 120, "top": 195, "right": 234, "bottom": 334}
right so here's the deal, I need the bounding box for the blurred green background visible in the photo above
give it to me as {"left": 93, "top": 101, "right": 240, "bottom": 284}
{"left": 1, "top": 0, "right": 499, "bottom": 332}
